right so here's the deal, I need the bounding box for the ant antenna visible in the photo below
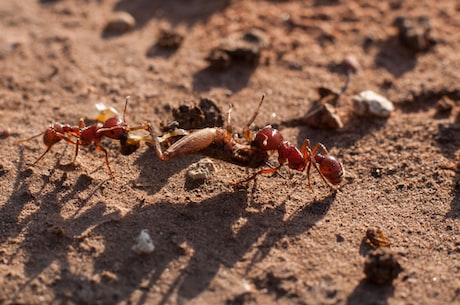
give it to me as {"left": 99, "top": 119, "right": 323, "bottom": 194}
{"left": 123, "top": 96, "right": 130, "bottom": 122}
{"left": 243, "top": 95, "right": 265, "bottom": 141}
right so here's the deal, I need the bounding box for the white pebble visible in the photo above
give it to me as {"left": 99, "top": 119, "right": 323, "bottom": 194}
{"left": 131, "top": 229, "right": 155, "bottom": 254}
{"left": 186, "top": 158, "right": 216, "bottom": 181}
{"left": 352, "top": 90, "right": 394, "bottom": 118}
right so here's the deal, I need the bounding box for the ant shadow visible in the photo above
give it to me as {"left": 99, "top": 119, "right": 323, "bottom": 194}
{"left": 2, "top": 145, "right": 337, "bottom": 304}
{"left": 372, "top": 36, "right": 417, "bottom": 78}
{"left": 1, "top": 149, "right": 118, "bottom": 294}
{"left": 437, "top": 111, "right": 460, "bottom": 219}
{"left": 346, "top": 280, "right": 395, "bottom": 305}
{"left": 75, "top": 189, "right": 335, "bottom": 304}
{"left": 132, "top": 146, "right": 203, "bottom": 195}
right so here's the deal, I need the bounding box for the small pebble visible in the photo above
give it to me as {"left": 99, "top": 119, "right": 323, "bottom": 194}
{"left": 394, "top": 16, "right": 435, "bottom": 52}
{"left": 305, "top": 103, "right": 343, "bottom": 129}
{"left": 435, "top": 96, "right": 455, "bottom": 113}
{"left": 157, "top": 28, "right": 184, "bottom": 49}
{"left": 131, "top": 229, "right": 155, "bottom": 254}
{"left": 104, "top": 11, "right": 136, "bottom": 34}
{"left": 352, "top": 90, "right": 394, "bottom": 118}
{"left": 186, "top": 158, "right": 216, "bottom": 181}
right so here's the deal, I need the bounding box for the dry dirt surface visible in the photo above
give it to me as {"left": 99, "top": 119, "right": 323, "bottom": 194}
{"left": 1, "top": 1, "right": 459, "bottom": 305}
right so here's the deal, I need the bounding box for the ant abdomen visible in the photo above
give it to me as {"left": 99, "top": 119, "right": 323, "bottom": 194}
{"left": 314, "top": 154, "right": 344, "bottom": 186}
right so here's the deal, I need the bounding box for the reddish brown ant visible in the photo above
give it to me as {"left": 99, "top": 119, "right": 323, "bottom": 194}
{"left": 243, "top": 124, "right": 344, "bottom": 190}
{"left": 18, "top": 96, "right": 141, "bottom": 176}
{"left": 133, "top": 95, "right": 344, "bottom": 191}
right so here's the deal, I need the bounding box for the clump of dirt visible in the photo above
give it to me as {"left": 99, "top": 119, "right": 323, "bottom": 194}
{"left": 364, "top": 248, "right": 403, "bottom": 285}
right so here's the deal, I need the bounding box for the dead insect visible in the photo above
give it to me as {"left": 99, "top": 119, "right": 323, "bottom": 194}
{"left": 129, "top": 96, "right": 344, "bottom": 191}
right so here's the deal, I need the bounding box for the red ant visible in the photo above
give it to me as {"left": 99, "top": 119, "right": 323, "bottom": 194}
{"left": 18, "top": 97, "right": 139, "bottom": 176}
{"left": 135, "top": 95, "right": 344, "bottom": 191}
{"left": 243, "top": 124, "right": 344, "bottom": 190}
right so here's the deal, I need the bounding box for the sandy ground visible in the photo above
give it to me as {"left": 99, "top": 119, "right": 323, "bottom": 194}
{"left": 0, "top": 1, "right": 459, "bottom": 304}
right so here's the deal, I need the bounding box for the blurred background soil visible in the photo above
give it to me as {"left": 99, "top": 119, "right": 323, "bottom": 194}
{"left": 0, "top": 1, "right": 459, "bottom": 304}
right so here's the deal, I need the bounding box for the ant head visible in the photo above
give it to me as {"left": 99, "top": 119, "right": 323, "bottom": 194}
{"left": 314, "top": 154, "right": 344, "bottom": 186}
{"left": 253, "top": 125, "right": 283, "bottom": 151}
{"left": 97, "top": 96, "right": 131, "bottom": 140}
{"left": 100, "top": 117, "right": 128, "bottom": 140}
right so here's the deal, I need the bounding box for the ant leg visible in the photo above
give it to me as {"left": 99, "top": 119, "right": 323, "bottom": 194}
{"left": 305, "top": 160, "right": 315, "bottom": 193}
{"left": 299, "top": 139, "right": 312, "bottom": 161}
{"left": 229, "top": 164, "right": 281, "bottom": 185}
{"left": 15, "top": 131, "right": 45, "bottom": 144}
{"left": 310, "top": 143, "right": 338, "bottom": 190}
{"left": 32, "top": 132, "right": 76, "bottom": 165}
{"left": 71, "top": 140, "right": 80, "bottom": 165}
{"left": 31, "top": 146, "right": 54, "bottom": 165}
{"left": 310, "top": 142, "right": 329, "bottom": 156}
{"left": 146, "top": 123, "right": 171, "bottom": 160}
{"left": 242, "top": 95, "right": 265, "bottom": 141}
{"left": 95, "top": 144, "right": 113, "bottom": 177}
{"left": 300, "top": 139, "right": 333, "bottom": 190}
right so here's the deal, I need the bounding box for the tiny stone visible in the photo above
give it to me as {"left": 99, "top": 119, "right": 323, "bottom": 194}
{"left": 394, "top": 16, "right": 435, "bottom": 52}
{"left": 435, "top": 96, "right": 455, "bottom": 113}
{"left": 352, "top": 90, "right": 394, "bottom": 118}
{"left": 305, "top": 103, "right": 343, "bottom": 129}
{"left": 186, "top": 158, "right": 216, "bottom": 181}
{"left": 104, "top": 12, "right": 136, "bottom": 34}
{"left": 132, "top": 229, "right": 155, "bottom": 254}
{"left": 157, "top": 28, "right": 184, "bottom": 49}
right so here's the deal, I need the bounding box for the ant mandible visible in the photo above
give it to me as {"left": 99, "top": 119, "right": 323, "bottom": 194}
{"left": 138, "top": 95, "right": 344, "bottom": 191}
{"left": 18, "top": 96, "right": 138, "bottom": 176}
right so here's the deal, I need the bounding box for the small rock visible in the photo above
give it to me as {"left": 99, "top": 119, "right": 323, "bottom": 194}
{"left": 305, "top": 103, "right": 343, "bottom": 129}
{"left": 352, "top": 90, "right": 394, "bottom": 118}
{"left": 157, "top": 28, "right": 184, "bottom": 49}
{"left": 435, "top": 96, "right": 455, "bottom": 113}
{"left": 394, "top": 16, "right": 435, "bottom": 52}
{"left": 206, "top": 48, "right": 232, "bottom": 70}
{"left": 164, "top": 98, "right": 224, "bottom": 131}
{"left": 186, "top": 158, "right": 216, "bottom": 181}
{"left": 104, "top": 11, "right": 136, "bottom": 34}
{"left": 364, "top": 248, "right": 403, "bottom": 285}
{"left": 131, "top": 229, "right": 155, "bottom": 254}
